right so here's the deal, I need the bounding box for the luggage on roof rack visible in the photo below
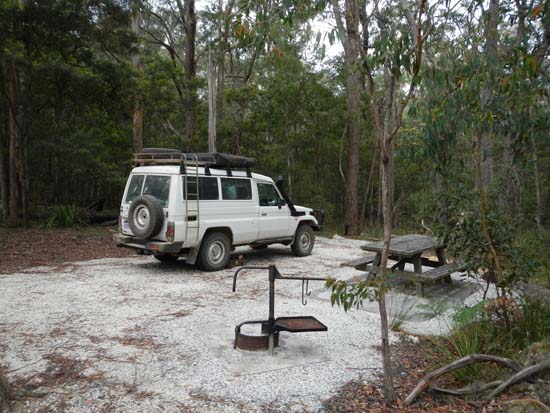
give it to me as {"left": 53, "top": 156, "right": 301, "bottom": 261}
{"left": 133, "top": 149, "right": 255, "bottom": 169}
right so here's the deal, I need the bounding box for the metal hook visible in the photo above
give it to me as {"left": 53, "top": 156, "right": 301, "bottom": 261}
{"left": 301, "top": 279, "right": 311, "bottom": 306}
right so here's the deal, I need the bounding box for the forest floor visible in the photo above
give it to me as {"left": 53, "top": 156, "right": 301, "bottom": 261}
{"left": 0, "top": 227, "right": 534, "bottom": 412}
{"left": 0, "top": 226, "right": 132, "bottom": 274}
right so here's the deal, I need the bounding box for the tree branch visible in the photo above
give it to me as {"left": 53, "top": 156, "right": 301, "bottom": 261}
{"left": 404, "top": 354, "right": 521, "bottom": 406}
{"left": 487, "top": 359, "right": 550, "bottom": 399}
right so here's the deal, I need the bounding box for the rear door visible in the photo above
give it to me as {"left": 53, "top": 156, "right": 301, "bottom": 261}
{"left": 257, "top": 182, "right": 290, "bottom": 239}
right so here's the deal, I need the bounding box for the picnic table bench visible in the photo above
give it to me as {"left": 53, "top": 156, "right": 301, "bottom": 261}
{"left": 350, "top": 234, "right": 466, "bottom": 297}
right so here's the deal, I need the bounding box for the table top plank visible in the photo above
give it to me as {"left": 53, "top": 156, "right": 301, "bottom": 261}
{"left": 360, "top": 234, "right": 436, "bottom": 257}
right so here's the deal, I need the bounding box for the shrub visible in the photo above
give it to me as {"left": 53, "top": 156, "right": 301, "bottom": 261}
{"left": 46, "top": 205, "right": 89, "bottom": 228}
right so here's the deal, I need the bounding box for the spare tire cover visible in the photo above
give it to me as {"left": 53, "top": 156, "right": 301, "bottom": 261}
{"left": 128, "top": 195, "right": 164, "bottom": 239}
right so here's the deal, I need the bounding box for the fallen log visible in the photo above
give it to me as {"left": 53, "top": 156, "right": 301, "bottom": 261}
{"left": 431, "top": 380, "right": 503, "bottom": 396}
{"left": 487, "top": 358, "right": 550, "bottom": 399}
{"left": 403, "top": 354, "right": 521, "bottom": 406}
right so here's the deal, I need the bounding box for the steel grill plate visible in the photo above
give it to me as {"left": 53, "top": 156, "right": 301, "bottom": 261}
{"left": 274, "top": 316, "right": 328, "bottom": 333}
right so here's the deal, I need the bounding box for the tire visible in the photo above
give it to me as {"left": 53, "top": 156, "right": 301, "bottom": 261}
{"left": 291, "top": 224, "right": 315, "bottom": 257}
{"left": 198, "top": 232, "right": 231, "bottom": 271}
{"left": 154, "top": 254, "right": 179, "bottom": 263}
{"left": 250, "top": 244, "right": 268, "bottom": 250}
{"left": 128, "top": 195, "right": 164, "bottom": 239}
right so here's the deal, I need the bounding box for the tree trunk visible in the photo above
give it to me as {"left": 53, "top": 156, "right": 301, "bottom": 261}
{"left": 0, "top": 108, "right": 7, "bottom": 222}
{"left": 378, "top": 148, "right": 396, "bottom": 401}
{"left": 183, "top": 0, "right": 197, "bottom": 144}
{"left": 530, "top": 124, "right": 542, "bottom": 230}
{"left": 216, "top": 0, "right": 226, "bottom": 125}
{"left": 332, "top": 0, "right": 361, "bottom": 236}
{"left": 359, "top": 145, "right": 377, "bottom": 230}
{"left": 208, "top": 49, "right": 217, "bottom": 153}
{"left": 132, "top": 0, "right": 143, "bottom": 153}
{"left": 479, "top": 0, "right": 499, "bottom": 190}
{"left": 435, "top": 168, "right": 447, "bottom": 225}
{"left": 7, "top": 59, "right": 18, "bottom": 226}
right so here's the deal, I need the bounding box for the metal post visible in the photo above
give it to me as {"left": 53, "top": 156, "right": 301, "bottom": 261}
{"left": 268, "top": 265, "right": 275, "bottom": 354}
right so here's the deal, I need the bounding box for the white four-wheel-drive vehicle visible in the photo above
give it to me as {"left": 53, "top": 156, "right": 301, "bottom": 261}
{"left": 114, "top": 149, "right": 323, "bottom": 271}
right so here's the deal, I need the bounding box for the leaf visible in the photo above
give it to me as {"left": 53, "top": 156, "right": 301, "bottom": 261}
{"left": 328, "top": 30, "right": 335, "bottom": 46}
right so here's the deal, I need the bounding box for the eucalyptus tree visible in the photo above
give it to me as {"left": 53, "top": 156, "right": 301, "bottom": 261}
{"left": 0, "top": 0, "right": 135, "bottom": 223}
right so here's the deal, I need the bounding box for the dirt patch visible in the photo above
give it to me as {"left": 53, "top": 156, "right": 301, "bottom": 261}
{"left": 0, "top": 226, "right": 133, "bottom": 274}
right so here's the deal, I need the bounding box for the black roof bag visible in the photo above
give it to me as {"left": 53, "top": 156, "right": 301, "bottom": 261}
{"left": 138, "top": 149, "right": 255, "bottom": 168}
{"left": 183, "top": 152, "right": 255, "bottom": 168}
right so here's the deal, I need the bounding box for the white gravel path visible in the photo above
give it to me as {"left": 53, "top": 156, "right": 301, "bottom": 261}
{"left": 0, "top": 236, "right": 485, "bottom": 412}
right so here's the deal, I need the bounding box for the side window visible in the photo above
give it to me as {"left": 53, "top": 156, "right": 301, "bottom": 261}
{"left": 257, "top": 183, "right": 282, "bottom": 207}
{"left": 125, "top": 175, "right": 144, "bottom": 203}
{"left": 143, "top": 175, "right": 171, "bottom": 207}
{"left": 184, "top": 177, "right": 219, "bottom": 200}
{"left": 221, "top": 178, "right": 252, "bottom": 200}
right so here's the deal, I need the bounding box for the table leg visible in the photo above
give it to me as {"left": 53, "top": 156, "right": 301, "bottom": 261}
{"left": 436, "top": 248, "right": 452, "bottom": 284}
{"left": 412, "top": 254, "right": 422, "bottom": 273}
{"left": 368, "top": 253, "right": 382, "bottom": 277}
{"left": 412, "top": 254, "right": 425, "bottom": 296}
{"left": 416, "top": 282, "right": 425, "bottom": 297}
{"left": 436, "top": 247, "right": 447, "bottom": 265}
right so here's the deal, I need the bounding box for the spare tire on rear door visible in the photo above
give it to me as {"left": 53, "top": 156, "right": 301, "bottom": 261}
{"left": 128, "top": 195, "right": 164, "bottom": 239}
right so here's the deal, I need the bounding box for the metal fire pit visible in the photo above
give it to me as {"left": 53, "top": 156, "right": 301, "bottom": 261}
{"left": 234, "top": 321, "right": 280, "bottom": 351}
{"left": 232, "top": 265, "right": 327, "bottom": 353}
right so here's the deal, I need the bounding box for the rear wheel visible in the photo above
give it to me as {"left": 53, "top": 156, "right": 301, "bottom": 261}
{"left": 291, "top": 224, "right": 315, "bottom": 257}
{"left": 198, "top": 232, "right": 231, "bottom": 271}
{"left": 154, "top": 254, "right": 179, "bottom": 263}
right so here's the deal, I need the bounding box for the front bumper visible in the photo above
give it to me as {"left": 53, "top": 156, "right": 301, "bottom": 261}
{"left": 114, "top": 234, "right": 183, "bottom": 254}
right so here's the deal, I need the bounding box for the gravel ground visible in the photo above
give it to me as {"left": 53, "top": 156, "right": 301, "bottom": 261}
{"left": 0, "top": 236, "right": 482, "bottom": 412}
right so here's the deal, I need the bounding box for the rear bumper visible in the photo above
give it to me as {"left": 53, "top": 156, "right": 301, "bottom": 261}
{"left": 114, "top": 234, "right": 183, "bottom": 254}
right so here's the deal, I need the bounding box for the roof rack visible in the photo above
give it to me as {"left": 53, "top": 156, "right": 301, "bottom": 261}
{"left": 133, "top": 149, "right": 255, "bottom": 177}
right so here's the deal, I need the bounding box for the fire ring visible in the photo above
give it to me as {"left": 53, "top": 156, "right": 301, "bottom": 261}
{"left": 234, "top": 322, "right": 280, "bottom": 351}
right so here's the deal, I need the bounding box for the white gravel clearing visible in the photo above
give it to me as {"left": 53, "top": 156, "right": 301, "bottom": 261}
{"left": 0, "top": 236, "right": 487, "bottom": 412}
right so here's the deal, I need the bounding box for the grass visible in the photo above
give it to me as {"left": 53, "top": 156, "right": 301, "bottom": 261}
{"left": 388, "top": 295, "right": 417, "bottom": 332}
{"left": 431, "top": 295, "right": 550, "bottom": 380}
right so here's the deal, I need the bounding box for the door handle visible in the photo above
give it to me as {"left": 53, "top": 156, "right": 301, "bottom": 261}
{"left": 261, "top": 213, "right": 267, "bottom": 216}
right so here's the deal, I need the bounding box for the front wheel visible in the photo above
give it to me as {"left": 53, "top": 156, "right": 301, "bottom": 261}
{"left": 198, "top": 232, "right": 231, "bottom": 271}
{"left": 291, "top": 224, "right": 315, "bottom": 257}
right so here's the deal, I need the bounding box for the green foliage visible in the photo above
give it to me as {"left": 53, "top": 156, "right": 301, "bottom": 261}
{"left": 326, "top": 275, "right": 388, "bottom": 312}
{"left": 46, "top": 205, "right": 89, "bottom": 228}
{"left": 433, "top": 296, "right": 550, "bottom": 378}
{"left": 388, "top": 296, "right": 416, "bottom": 332}
{"left": 438, "top": 194, "right": 541, "bottom": 288}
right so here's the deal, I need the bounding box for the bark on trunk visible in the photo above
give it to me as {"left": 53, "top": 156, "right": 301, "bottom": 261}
{"left": 207, "top": 49, "right": 217, "bottom": 153}
{"left": 378, "top": 151, "right": 396, "bottom": 401}
{"left": 7, "top": 59, "right": 18, "bottom": 226}
{"left": 183, "top": 0, "right": 197, "bottom": 144}
{"left": 435, "top": 168, "right": 447, "bottom": 225}
{"left": 0, "top": 107, "right": 7, "bottom": 221}
{"left": 479, "top": 0, "right": 499, "bottom": 190}
{"left": 216, "top": 0, "right": 226, "bottom": 124}
{"left": 332, "top": 0, "right": 361, "bottom": 236}
{"left": 530, "top": 125, "right": 542, "bottom": 230}
{"left": 132, "top": 0, "right": 143, "bottom": 153}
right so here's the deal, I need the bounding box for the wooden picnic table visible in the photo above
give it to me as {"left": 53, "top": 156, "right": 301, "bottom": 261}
{"left": 342, "top": 234, "right": 464, "bottom": 297}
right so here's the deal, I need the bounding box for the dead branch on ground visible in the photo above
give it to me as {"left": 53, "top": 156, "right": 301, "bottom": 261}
{"left": 403, "top": 354, "right": 521, "bottom": 406}
{"left": 487, "top": 359, "right": 550, "bottom": 399}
